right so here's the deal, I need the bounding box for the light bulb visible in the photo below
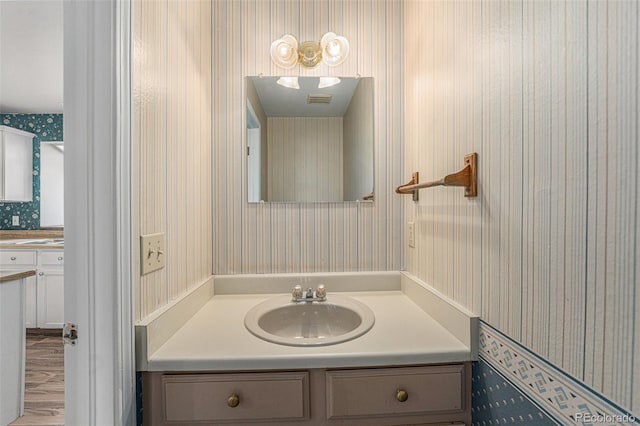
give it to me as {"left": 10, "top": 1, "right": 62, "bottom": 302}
{"left": 276, "top": 76, "right": 300, "bottom": 89}
{"left": 278, "top": 43, "right": 290, "bottom": 58}
{"left": 318, "top": 77, "right": 341, "bottom": 89}
{"left": 327, "top": 40, "right": 341, "bottom": 56}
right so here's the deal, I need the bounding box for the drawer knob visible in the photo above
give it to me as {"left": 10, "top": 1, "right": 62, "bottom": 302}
{"left": 10, "top": 256, "right": 17, "bottom": 261}
{"left": 227, "top": 394, "right": 240, "bottom": 408}
{"left": 58, "top": 257, "right": 64, "bottom": 261}
{"left": 396, "top": 389, "right": 409, "bottom": 402}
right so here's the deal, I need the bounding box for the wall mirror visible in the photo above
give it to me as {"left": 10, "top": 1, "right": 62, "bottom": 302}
{"left": 39, "top": 141, "right": 64, "bottom": 226}
{"left": 246, "top": 76, "right": 374, "bottom": 203}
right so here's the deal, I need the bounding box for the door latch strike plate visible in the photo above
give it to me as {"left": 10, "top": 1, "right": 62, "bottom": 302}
{"left": 63, "top": 322, "right": 78, "bottom": 346}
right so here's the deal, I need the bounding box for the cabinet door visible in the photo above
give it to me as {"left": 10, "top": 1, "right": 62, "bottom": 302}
{"left": 326, "top": 365, "right": 466, "bottom": 419}
{"left": 25, "top": 275, "right": 37, "bottom": 328}
{"left": 0, "top": 250, "right": 37, "bottom": 266}
{"left": 37, "top": 270, "right": 64, "bottom": 328}
{"left": 38, "top": 250, "right": 65, "bottom": 266}
{"left": 155, "top": 372, "right": 309, "bottom": 425}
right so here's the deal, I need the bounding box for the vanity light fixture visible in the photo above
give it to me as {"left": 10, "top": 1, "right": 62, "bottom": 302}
{"left": 270, "top": 32, "right": 350, "bottom": 69}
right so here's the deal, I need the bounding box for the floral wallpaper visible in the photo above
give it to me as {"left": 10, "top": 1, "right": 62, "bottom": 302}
{"left": 0, "top": 114, "right": 63, "bottom": 230}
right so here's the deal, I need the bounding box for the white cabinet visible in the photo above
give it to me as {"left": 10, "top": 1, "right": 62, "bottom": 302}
{"left": 0, "top": 248, "right": 64, "bottom": 328}
{"left": 35, "top": 249, "right": 64, "bottom": 328}
{"left": 0, "top": 125, "right": 35, "bottom": 202}
{"left": 36, "top": 269, "right": 64, "bottom": 328}
{"left": 0, "top": 250, "right": 36, "bottom": 265}
{"left": 25, "top": 276, "right": 37, "bottom": 327}
{"left": 1, "top": 250, "right": 37, "bottom": 327}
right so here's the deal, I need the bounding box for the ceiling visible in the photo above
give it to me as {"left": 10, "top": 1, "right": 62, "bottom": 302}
{"left": 251, "top": 76, "right": 361, "bottom": 118}
{"left": 0, "top": 1, "right": 63, "bottom": 114}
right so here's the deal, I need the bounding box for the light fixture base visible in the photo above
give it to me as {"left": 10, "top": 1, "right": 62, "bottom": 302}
{"left": 298, "top": 41, "right": 322, "bottom": 68}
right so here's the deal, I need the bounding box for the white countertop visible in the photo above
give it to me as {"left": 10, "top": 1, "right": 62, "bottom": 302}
{"left": 140, "top": 273, "right": 477, "bottom": 371}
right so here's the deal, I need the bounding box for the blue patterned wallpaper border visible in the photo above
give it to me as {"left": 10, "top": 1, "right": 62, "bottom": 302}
{"left": 472, "top": 358, "right": 560, "bottom": 425}
{"left": 479, "top": 321, "right": 639, "bottom": 425}
{"left": 136, "top": 371, "right": 143, "bottom": 426}
{"left": 0, "top": 114, "right": 63, "bottom": 230}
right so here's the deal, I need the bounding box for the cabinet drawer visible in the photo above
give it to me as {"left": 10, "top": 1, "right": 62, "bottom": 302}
{"left": 162, "top": 372, "right": 309, "bottom": 423}
{"left": 38, "top": 250, "right": 65, "bottom": 266}
{"left": 0, "top": 250, "right": 36, "bottom": 266}
{"left": 326, "top": 365, "right": 465, "bottom": 419}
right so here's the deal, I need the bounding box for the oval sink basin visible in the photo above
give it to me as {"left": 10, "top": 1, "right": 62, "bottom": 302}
{"left": 245, "top": 295, "right": 375, "bottom": 346}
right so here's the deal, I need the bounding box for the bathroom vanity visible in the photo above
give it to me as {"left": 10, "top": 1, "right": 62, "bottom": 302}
{"left": 137, "top": 272, "right": 478, "bottom": 425}
{"left": 144, "top": 364, "right": 469, "bottom": 425}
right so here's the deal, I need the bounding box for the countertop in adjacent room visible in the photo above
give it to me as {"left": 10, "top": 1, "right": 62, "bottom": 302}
{"left": 0, "top": 269, "right": 36, "bottom": 283}
{"left": 0, "top": 238, "right": 64, "bottom": 249}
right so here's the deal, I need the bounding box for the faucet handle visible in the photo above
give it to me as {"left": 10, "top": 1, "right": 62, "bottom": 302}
{"left": 292, "top": 285, "right": 303, "bottom": 299}
{"left": 316, "top": 284, "right": 326, "bottom": 298}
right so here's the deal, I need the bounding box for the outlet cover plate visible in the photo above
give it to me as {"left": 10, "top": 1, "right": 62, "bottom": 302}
{"left": 12, "top": 216, "right": 19, "bottom": 226}
{"left": 408, "top": 222, "right": 415, "bottom": 248}
{"left": 140, "top": 233, "right": 166, "bottom": 275}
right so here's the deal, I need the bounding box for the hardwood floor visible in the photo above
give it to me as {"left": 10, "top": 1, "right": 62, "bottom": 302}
{"left": 10, "top": 329, "right": 64, "bottom": 426}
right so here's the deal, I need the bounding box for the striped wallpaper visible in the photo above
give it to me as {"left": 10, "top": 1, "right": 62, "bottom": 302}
{"left": 343, "top": 77, "right": 374, "bottom": 201}
{"left": 212, "top": 0, "right": 403, "bottom": 274}
{"left": 267, "top": 117, "right": 344, "bottom": 202}
{"left": 404, "top": 0, "right": 639, "bottom": 414}
{"left": 132, "top": 0, "right": 212, "bottom": 321}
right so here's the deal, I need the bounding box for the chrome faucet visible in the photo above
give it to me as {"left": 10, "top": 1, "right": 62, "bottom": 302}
{"left": 291, "top": 284, "right": 327, "bottom": 302}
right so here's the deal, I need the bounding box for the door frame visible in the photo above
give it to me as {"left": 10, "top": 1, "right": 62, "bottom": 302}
{"left": 64, "top": 0, "right": 135, "bottom": 424}
{"left": 246, "top": 99, "right": 261, "bottom": 202}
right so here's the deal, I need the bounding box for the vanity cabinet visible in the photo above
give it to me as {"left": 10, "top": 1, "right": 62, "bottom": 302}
{"left": 0, "top": 125, "right": 35, "bottom": 202}
{"left": 326, "top": 365, "right": 466, "bottom": 420}
{"left": 161, "top": 372, "right": 309, "bottom": 423}
{"left": 143, "top": 363, "right": 471, "bottom": 425}
{"left": 0, "top": 248, "right": 64, "bottom": 328}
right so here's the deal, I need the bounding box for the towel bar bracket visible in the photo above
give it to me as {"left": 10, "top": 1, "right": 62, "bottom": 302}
{"left": 463, "top": 153, "right": 477, "bottom": 197}
{"left": 395, "top": 153, "right": 478, "bottom": 201}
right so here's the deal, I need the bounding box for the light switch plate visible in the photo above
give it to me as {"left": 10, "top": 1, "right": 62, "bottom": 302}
{"left": 407, "top": 222, "right": 415, "bottom": 248}
{"left": 140, "top": 233, "right": 166, "bottom": 275}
